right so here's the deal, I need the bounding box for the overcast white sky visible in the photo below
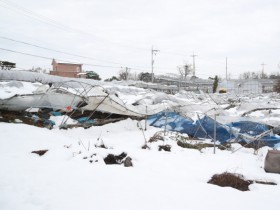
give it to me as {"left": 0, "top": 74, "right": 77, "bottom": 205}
{"left": 0, "top": 0, "right": 280, "bottom": 80}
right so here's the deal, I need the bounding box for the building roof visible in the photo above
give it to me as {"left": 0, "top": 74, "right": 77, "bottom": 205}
{"left": 52, "top": 59, "right": 82, "bottom": 66}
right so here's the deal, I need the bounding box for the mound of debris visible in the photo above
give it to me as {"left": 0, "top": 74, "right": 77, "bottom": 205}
{"left": 208, "top": 172, "right": 277, "bottom": 191}
{"left": 104, "top": 152, "right": 133, "bottom": 167}
{"left": 208, "top": 172, "right": 252, "bottom": 191}
{"left": 31, "top": 150, "right": 48, "bottom": 156}
{"left": 0, "top": 110, "right": 55, "bottom": 129}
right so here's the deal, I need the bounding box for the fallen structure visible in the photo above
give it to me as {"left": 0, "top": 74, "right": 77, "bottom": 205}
{"left": 147, "top": 111, "right": 280, "bottom": 148}
{"left": 0, "top": 81, "right": 174, "bottom": 129}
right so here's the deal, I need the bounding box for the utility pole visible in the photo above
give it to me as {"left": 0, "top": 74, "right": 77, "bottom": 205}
{"left": 151, "top": 46, "right": 159, "bottom": 83}
{"left": 261, "top": 63, "right": 266, "bottom": 78}
{"left": 226, "top": 56, "right": 228, "bottom": 80}
{"left": 125, "top": 67, "right": 130, "bottom": 81}
{"left": 190, "top": 52, "right": 198, "bottom": 77}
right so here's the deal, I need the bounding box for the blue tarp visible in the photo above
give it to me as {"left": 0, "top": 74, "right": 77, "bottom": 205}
{"left": 147, "top": 111, "right": 280, "bottom": 148}
{"left": 190, "top": 116, "right": 232, "bottom": 143}
{"left": 228, "top": 121, "right": 269, "bottom": 136}
{"left": 147, "top": 112, "right": 231, "bottom": 142}
{"left": 227, "top": 121, "right": 280, "bottom": 148}
{"left": 148, "top": 111, "right": 195, "bottom": 133}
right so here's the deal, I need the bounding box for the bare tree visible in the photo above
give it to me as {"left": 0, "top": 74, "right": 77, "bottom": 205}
{"left": 138, "top": 72, "right": 152, "bottom": 82}
{"left": 239, "top": 72, "right": 250, "bottom": 79}
{"left": 178, "top": 63, "right": 192, "bottom": 79}
{"left": 0, "top": 61, "right": 16, "bottom": 70}
{"left": 30, "top": 66, "right": 48, "bottom": 74}
{"left": 239, "top": 71, "right": 268, "bottom": 79}
{"left": 118, "top": 67, "right": 130, "bottom": 81}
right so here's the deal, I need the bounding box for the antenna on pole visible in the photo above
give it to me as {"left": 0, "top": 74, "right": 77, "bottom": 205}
{"left": 151, "top": 46, "right": 159, "bottom": 83}
{"left": 190, "top": 52, "right": 198, "bottom": 77}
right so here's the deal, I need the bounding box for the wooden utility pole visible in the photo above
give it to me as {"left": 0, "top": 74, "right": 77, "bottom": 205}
{"left": 261, "top": 63, "right": 266, "bottom": 77}
{"left": 190, "top": 52, "right": 198, "bottom": 77}
{"left": 226, "top": 56, "right": 228, "bottom": 80}
{"left": 125, "top": 67, "right": 130, "bottom": 80}
{"left": 151, "top": 46, "right": 159, "bottom": 83}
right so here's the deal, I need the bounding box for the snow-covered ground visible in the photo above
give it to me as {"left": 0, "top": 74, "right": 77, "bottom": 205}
{"left": 1, "top": 79, "right": 280, "bottom": 210}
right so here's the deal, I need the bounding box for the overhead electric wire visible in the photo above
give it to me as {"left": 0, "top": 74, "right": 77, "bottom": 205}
{"left": 0, "top": 36, "right": 125, "bottom": 66}
{"left": 0, "top": 0, "right": 149, "bottom": 51}
{"left": 0, "top": 0, "right": 93, "bottom": 36}
{"left": 1, "top": 0, "right": 232, "bottom": 77}
{"left": 0, "top": 36, "right": 179, "bottom": 70}
{"left": 0, "top": 47, "right": 167, "bottom": 73}
{"left": 0, "top": 35, "right": 183, "bottom": 72}
{"left": 0, "top": 0, "right": 195, "bottom": 56}
{"left": 1, "top": 46, "right": 227, "bottom": 78}
{"left": 2, "top": 46, "right": 240, "bottom": 79}
{"left": 0, "top": 47, "right": 121, "bottom": 69}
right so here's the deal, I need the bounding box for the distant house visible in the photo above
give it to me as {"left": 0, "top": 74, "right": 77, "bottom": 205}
{"left": 49, "top": 59, "right": 83, "bottom": 78}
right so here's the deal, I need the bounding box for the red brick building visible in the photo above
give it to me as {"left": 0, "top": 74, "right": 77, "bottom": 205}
{"left": 49, "top": 59, "right": 83, "bottom": 78}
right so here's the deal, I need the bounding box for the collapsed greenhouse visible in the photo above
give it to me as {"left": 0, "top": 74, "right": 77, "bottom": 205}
{"left": 0, "top": 76, "right": 280, "bottom": 147}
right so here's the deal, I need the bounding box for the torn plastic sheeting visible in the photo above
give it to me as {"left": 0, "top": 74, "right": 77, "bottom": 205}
{"left": 147, "top": 112, "right": 233, "bottom": 143}
{"left": 228, "top": 121, "right": 270, "bottom": 136}
{"left": 32, "top": 115, "right": 55, "bottom": 126}
{"left": 147, "top": 112, "right": 195, "bottom": 138}
{"left": 190, "top": 116, "right": 232, "bottom": 143}
{"left": 227, "top": 121, "right": 280, "bottom": 148}
{"left": 0, "top": 92, "right": 84, "bottom": 111}
{"left": 147, "top": 112, "right": 280, "bottom": 148}
{"left": 77, "top": 117, "right": 95, "bottom": 124}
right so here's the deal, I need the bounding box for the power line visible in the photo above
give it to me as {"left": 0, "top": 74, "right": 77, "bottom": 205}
{"left": 0, "top": 36, "right": 125, "bottom": 65}
{"left": 0, "top": 36, "right": 183, "bottom": 71}
{"left": 0, "top": 0, "right": 94, "bottom": 37}
{"left": 1, "top": 46, "right": 238, "bottom": 78}
{"left": 0, "top": 0, "right": 150, "bottom": 52}
{"left": 0, "top": 0, "right": 196, "bottom": 57}
{"left": 0, "top": 47, "right": 121, "bottom": 69}
{"left": 0, "top": 47, "right": 165, "bottom": 73}
{"left": 0, "top": 0, "right": 204, "bottom": 71}
{"left": 1, "top": 46, "right": 239, "bottom": 78}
